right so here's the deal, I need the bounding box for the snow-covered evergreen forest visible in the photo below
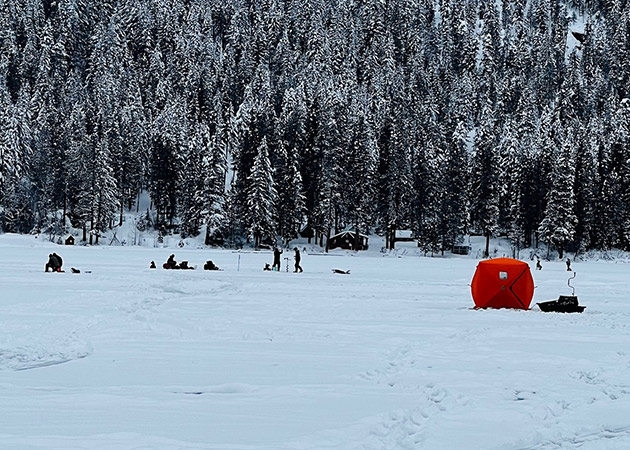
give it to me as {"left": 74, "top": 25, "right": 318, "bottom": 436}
{"left": 1, "top": 0, "right": 629, "bottom": 256}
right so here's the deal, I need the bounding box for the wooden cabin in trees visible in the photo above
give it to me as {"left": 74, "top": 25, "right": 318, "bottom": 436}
{"left": 327, "top": 230, "right": 369, "bottom": 251}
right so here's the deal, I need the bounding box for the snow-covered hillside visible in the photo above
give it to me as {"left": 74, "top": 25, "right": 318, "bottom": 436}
{"left": 1, "top": 235, "right": 629, "bottom": 449}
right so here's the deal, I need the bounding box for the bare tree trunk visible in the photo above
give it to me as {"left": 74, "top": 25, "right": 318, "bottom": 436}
{"left": 95, "top": 202, "right": 101, "bottom": 245}
{"left": 325, "top": 228, "right": 330, "bottom": 253}
{"left": 62, "top": 194, "right": 67, "bottom": 233}
{"left": 89, "top": 215, "right": 94, "bottom": 245}
{"left": 389, "top": 227, "right": 396, "bottom": 250}
{"left": 484, "top": 232, "right": 490, "bottom": 258}
{"left": 119, "top": 198, "right": 124, "bottom": 226}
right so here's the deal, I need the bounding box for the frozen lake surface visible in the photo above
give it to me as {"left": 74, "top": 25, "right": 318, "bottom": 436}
{"left": 1, "top": 234, "right": 629, "bottom": 449}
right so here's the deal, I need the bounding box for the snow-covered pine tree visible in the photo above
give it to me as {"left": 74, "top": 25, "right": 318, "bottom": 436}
{"left": 245, "top": 137, "right": 276, "bottom": 248}
{"left": 440, "top": 120, "right": 469, "bottom": 252}
{"left": 470, "top": 101, "right": 500, "bottom": 257}
{"left": 196, "top": 121, "right": 228, "bottom": 245}
{"left": 178, "top": 125, "right": 207, "bottom": 238}
{"left": 90, "top": 137, "right": 118, "bottom": 245}
{"left": 0, "top": 83, "right": 33, "bottom": 232}
{"left": 609, "top": 98, "right": 630, "bottom": 249}
{"left": 589, "top": 115, "right": 615, "bottom": 250}
{"left": 149, "top": 98, "right": 186, "bottom": 228}
{"left": 230, "top": 62, "right": 274, "bottom": 231}
{"left": 477, "top": 0, "right": 501, "bottom": 110}
{"left": 341, "top": 98, "right": 377, "bottom": 249}
{"left": 497, "top": 117, "right": 526, "bottom": 251}
{"left": 274, "top": 141, "right": 306, "bottom": 246}
{"left": 528, "top": 105, "right": 558, "bottom": 249}
{"left": 537, "top": 132, "right": 577, "bottom": 259}
{"left": 0, "top": 79, "right": 16, "bottom": 207}
{"left": 65, "top": 102, "right": 92, "bottom": 242}
{"left": 414, "top": 136, "right": 443, "bottom": 256}
{"left": 376, "top": 105, "right": 413, "bottom": 250}
{"left": 312, "top": 85, "right": 346, "bottom": 248}
{"left": 572, "top": 123, "right": 597, "bottom": 254}
{"left": 275, "top": 84, "right": 308, "bottom": 244}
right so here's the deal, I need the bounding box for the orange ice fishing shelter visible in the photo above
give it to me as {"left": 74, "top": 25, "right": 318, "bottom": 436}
{"left": 471, "top": 258, "right": 534, "bottom": 310}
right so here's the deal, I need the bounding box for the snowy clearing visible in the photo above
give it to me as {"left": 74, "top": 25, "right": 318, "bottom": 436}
{"left": 1, "top": 235, "right": 629, "bottom": 450}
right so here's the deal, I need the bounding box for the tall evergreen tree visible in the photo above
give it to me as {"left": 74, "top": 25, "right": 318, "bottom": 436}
{"left": 538, "top": 134, "right": 577, "bottom": 259}
{"left": 470, "top": 102, "right": 500, "bottom": 257}
{"left": 245, "top": 137, "right": 276, "bottom": 248}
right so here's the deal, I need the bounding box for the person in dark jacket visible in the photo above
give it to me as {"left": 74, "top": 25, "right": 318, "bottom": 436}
{"left": 272, "top": 247, "right": 283, "bottom": 271}
{"left": 179, "top": 261, "right": 194, "bottom": 270}
{"left": 566, "top": 258, "right": 572, "bottom": 271}
{"left": 164, "top": 254, "right": 178, "bottom": 269}
{"left": 293, "top": 247, "right": 303, "bottom": 273}
{"left": 45, "top": 253, "right": 63, "bottom": 272}
{"left": 54, "top": 253, "right": 63, "bottom": 270}
{"left": 204, "top": 260, "right": 220, "bottom": 270}
{"left": 150, "top": 261, "right": 156, "bottom": 269}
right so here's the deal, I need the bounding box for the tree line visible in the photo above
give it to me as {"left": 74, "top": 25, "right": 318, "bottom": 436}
{"left": 1, "top": 0, "right": 629, "bottom": 257}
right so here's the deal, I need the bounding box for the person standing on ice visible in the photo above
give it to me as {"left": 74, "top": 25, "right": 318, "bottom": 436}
{"left": 272, "top": 247, "right": 283, "bottom": 271}
{"left": 566, "top": 257, "right": 572, "bottom": 271}
{"left": 293, "top": 247, "right": 303, "bottom": 273}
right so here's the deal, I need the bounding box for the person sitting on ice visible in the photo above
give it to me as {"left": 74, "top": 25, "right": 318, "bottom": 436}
{"left": 45, "top": 253, "right": 63, "bottom": 272}
{"left": 204, "top": 260, "right": 220, "bottom": 271}
{"left": 179, "top": 261, "right": 194, "bottom": 270}
{"left": 150, "top": 261, "right": 156, "bottom": 269}
{"left": 163, "top": 254, "right": 178, "bottom": 269}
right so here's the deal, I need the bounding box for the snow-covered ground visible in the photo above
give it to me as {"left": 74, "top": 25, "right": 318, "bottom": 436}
{"left": 1, "top": 234, "right": 629, "bottom": 450}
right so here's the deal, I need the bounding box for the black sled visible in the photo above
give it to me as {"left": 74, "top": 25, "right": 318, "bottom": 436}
{"left": 537, "top": 295, "right": 585, "bottom": 313}
{"left": 537, "top": 272, "right": 586, "bottom": 313}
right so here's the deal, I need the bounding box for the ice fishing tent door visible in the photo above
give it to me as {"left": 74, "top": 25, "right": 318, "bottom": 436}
{"left": 471, "top": 258, "right": 534, "bottom": 310}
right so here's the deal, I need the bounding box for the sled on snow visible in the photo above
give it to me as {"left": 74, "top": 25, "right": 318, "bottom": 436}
{"left": 537, "top": 295, "right": 585, "bottom": 313}
{"left": 537, "top": 272, "right": 586, "bottom": 313}
{"left": 332, "top": 269, "right": 350, "bottom": 274}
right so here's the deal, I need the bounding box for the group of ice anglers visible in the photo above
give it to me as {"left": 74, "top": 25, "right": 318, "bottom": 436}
{"left": 263, "top": 247, "right": 303, "bottom": 273}
{"left": 151, "top": 254, "right": 220, "bottom": 271}
{"left": 153, "top": 247, "right": 303, "bottom": 272}
{"left": 47, "top": 247, "right": 304, "bottom": 274}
